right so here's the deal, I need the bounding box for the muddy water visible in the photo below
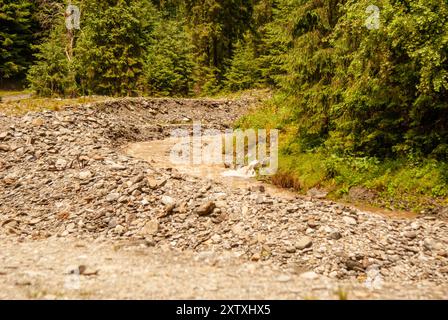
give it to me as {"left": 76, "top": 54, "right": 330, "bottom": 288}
{"left": 125, "top": 136, "right": 298, "bottom": 200}
{"left": 125, "top": 136, "right": 417, "bottom": 219}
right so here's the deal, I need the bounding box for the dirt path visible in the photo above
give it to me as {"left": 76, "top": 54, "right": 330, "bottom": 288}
{"left": 1, "top": 237, "right": 446, "bottom": 300}
{"left": 0, "top": 98, "right": 447, "bottom": 299}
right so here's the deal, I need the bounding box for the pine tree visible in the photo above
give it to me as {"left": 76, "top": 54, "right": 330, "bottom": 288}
{"left": 27, "top": 19, "right": 77, "bottom": 97}
{"left": 224, "top": 34, "right": 261, "bottom": 91}
{"left": 0, "top": 0, "right": 36, "bottom": 85}
{"left": 328, "top": 0, "right": 448, "bottom": 158}
{"left": 184, "top": 0, "right": 255, "bottom": 92}
{"left": 75, "top": 0, "right": 158, "bottom": 96}
{"left": 269, "top": 0, "right": 345, "bottom": 150}
{"left": 144, "top": 20, "right": 195, "bottom": 96}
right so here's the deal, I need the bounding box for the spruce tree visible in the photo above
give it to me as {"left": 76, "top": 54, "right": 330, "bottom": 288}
{"left": 75, "top": 0, "right": 158, "bottom": 96}
{"left": 27, "top": 19, "right": 77, "bottom": 97}
{"left": 144, "top": 20, "right": 195, "bottom": 96}
{"left": 224, "top": 34, "right": 261, "bottom": 91}
{"left": 184, "top": 0, "right": 255, "bottom": 92}
{"left": 0, "top": 0, "right": 36, "bottom": 84}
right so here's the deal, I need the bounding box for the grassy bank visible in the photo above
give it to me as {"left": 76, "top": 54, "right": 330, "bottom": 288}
{"left": 0, "top": 91, "right": 112, "bottom": 116}
{"left": 237, "top": 99, "right": 448, "bottom": 213}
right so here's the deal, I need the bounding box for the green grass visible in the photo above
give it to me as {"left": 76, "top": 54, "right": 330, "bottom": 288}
{"left": 237, "top": 98, "right": 448, "bottom": 212}
{"left": 273, "top": 143, "right": 448, "bottom": 211}
{"left": 0, "top": 89, "right": 32, "bottom": 97}
{"left": 206, "top": 88, "right": 273, "bottom": 101}
{"left": 0, "top": 93, "right": 112, "bottom": 115}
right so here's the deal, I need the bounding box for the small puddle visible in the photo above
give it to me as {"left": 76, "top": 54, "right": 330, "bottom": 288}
{"left": 125, "top": 136, "right": 297, "bottom": 199}
{"left": 125, "top": 136, "right": 418, "bottom": 220}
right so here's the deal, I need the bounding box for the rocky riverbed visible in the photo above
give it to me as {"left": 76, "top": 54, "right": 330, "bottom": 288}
{"left": 0, "top": 98, "right": 447, "bottom": 299}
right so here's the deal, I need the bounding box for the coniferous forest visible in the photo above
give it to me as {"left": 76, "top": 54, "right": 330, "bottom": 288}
{"left": 2, "top": 0, "right": 448, "bottom": 209}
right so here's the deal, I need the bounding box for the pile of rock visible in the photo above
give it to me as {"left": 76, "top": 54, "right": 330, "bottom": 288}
{"left": 0, "top": 98, "right": 447, "bottom": 286}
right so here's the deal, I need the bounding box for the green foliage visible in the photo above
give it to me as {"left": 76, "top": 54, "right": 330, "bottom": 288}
{"left": 243, "top": 0, "right": 448, "bottom": 160}
{"left": 269, "top": 146, "right": 448, "bottom": 210}
{"left": 0, "top": 0, "right": 36, "bottom": 82}
{"left": 326, "top": 0, "right": 448, "bottom": 159}
{"left": 254, "top": 1, "right": 288, "bottom": 87}
{"left": 144, "top": 20, "right": 195, "bottom": 96}
{"left": 75, "top": 0, "right": 158, "bottom": 96}
{"left": 224, "top": 35, "right": 261, "bottom": 91}
{"left": 195, "top": 66, "right": 223, "bottom": 96}
{"left": 237, "top": 0, "right": 448, "bottom": 209}
{"left": 27, "top": 21, "right": 77, "bottom": 97}
{"left": 184, "top": 0, "right": 257, "bottom": 92}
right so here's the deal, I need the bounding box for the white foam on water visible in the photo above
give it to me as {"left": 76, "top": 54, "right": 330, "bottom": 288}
{"left": 221, "top": 160, "right": 259, "bottom": 179}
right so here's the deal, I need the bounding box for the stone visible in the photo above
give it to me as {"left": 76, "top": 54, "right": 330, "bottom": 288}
{"left": 437, "top": 250, "right": 447, "bottom": 258}
{"left": 307, "top": 220, "right": 319, "bottom": 229}
{"left": 348, "top": 186, "right": 377, "bottom": 202}
{"left": 404, "top": 231, "right": 417, "bottom": 239}
{"left": 165, "top": 203, "right": 176, "bottom": 215}
{"left": 423, "top": 238, "right": 436, "bottom": 251}
{"left": 300, "top": 271, "right": 319, "bottom": 280}
{"left": 118, "top": 196, "right": 128, "bottom": 203}
{"left": 66, "top": 223, "right": 76, "bottom": 233}
{"left": 250, "top": 185, "right": 265, "bottom": 193}
{"left": 211, "top": 234, "right": 221, "bottom": 244}
{"left": 215, "top": 201, "right": 227, "bottom": 208}
{"left": 32, "top": 118, "right": 44, "bottom": 126}
{"left": 110, "top": 163, "right": 126, "bottom": 171}
{"left": 141, "top": 219, "right": 159, "bottom": 236}
{"left": 286, "top": 246, "right": 296, "bottom": 254}
{"left": 0, "top": 144, "right": 10, "bottom": 152}
{"left": 147, "top": 177, "right": 159, "bottom": 189}
{"left": 295, "top": 237, "right": 313, "bottom": 250}
{"left": 161, "top": 195, "right": 175, "bottom": 206}
{"left": 15, "top": 147, "right": 24, "bottom": 155}
{"left": 256, "top": 195, "right": 265, "bottom": 204}
{"left": 276, "top": 275, "right": 292, "bottom": 283}
{"left": 410, "top": 222, "right": 420, "bottom": 230}
{"left": 72, "top": 265, "right": 98, "bottom": 276}
{"left": 231, "top": 223, "right": 244, "bottom": 235}
{"left": 114, "top": 225, "right": 125, "bottom": 235}
{"left": 78, "top": 171, "right": 92, "bottom": 180}
{"left": 131, "top": 174, "right": 145, "bottom": 184}
{"left": 0, "top": 132, "right": 8, "bottom": 140}
{"left": 306, "top": 188, "right": 328, "bottom": 199}
{"left": 251, "top": 252, "right": 261, "bottom": 261}
{"left": 305, "top": 228, "right": 314, "bottom": 235}
{"left": 55, "top": 159, "right": 68, "bottom": 170}
{"left": 108, "top": 218, "right": 118, "bottom": 228}
{"left": 343, "top": 216, "right": 357, "bottom": 225}
{"left": 438, "top": 207, "right": 448, "bottom": 218}
{"left": 345, "top": 260, "right": 364, "bottom": 271}
{"left": 92, "top": 155, "right": 104, "bottom": 161}
{"left": 196, "top": 201, "right": 216, "bottom": 216}
{"left": 106, "top": 193, "right": 120, "bottom": 202}
{"left": 329, "top": 231, "right": 342, "bottom": 240}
